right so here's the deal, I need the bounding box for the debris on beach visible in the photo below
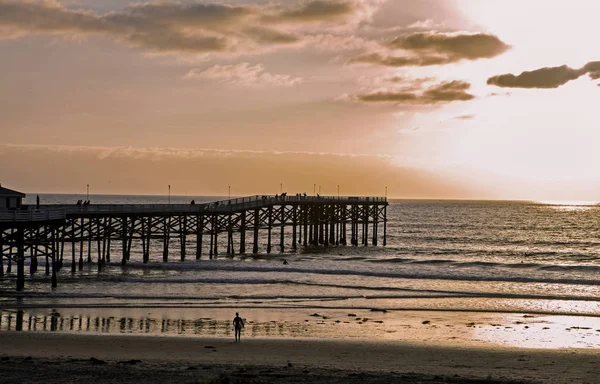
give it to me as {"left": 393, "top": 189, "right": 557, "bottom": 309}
{"left": 89, "top": 357, "right": 106, "bottom": 365}
{"left": 422, "top": 320, "right": 430, "bottom": 325}
{"left": 118, "top": 359, "right": 142, "bottom": 365}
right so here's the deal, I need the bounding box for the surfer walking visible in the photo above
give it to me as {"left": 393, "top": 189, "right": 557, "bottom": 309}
{"left": 233, "top": 312, "right": 244, "bottom": 342}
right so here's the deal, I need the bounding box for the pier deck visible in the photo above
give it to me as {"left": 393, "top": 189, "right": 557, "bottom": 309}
{"left": 0, "top": 195, "right": 388, "bottom": 291}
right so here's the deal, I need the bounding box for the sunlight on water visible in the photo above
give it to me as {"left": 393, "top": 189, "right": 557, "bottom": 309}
{"left": 475, "top": 314, "right": 600, "bottom": 349}
{"left": 538, "top": 200, "right": 599, "bottom": 212}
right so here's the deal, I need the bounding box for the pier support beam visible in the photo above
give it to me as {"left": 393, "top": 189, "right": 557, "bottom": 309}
{"left": 7, "top": 228, "right": 13, "bottom": 274}
{"left": 213, "top": 216, "right": 218, "bottom": 257}
{"left": 121, "top": 217, "right": 128, "bottom": 266}
{"left": 383, "top": 205, "right": 387, "bottom": 246}
{"left": 303, "top": 208, "right": 308, "bottom": 247}
{"left": 227, "top": 215, "right": 233, "bottom": 255}
{"left": 163, "top": 217, "right": 170, "bottom": 262}
{"left": 279, "top": 206, "right": 285, "bottom": 253}
{"left": 292, "top": 205, "right": 297, "bottom": 251}
{"left": 363, "top": 205, "right": 368, "bottom": 246}
{"left": 30, "top": 240, "right": 37, "bottom": 275}
{"left": 209, "top": 217, "right": 214, "bottom": 259}
{"left": 196, "top": 215, "right": 203, "bottom": 259}
{"left": 51, "top": 228, "right": 57, "bottom": 288}
{"left": 253, "top": 209, "right": 259, "bottom": 254}
{"left": 16, "top": 227, "right": 25, "bottom": 291}
{"left": 71, "top": 241, "right": 76, "bottom": 273}
{"left": 267, "top": 206, "right": 272, "bottom": 254}
{"left": 0, "top": 231, "right": 4, "bottom": 277}
{"left": 180, "top": 216, "right": 187, "bottom": 261}
{"left": 87, "top": 219, "right": 92, "bottom": 263}
{"left": 106, "top": 217, "right": 112, "bottom": 263}
{"left": 239, "top": 212, "right": 246, "bottom": 254}
{"left": 329, "top": 206, "right": 335, "bottom": 246}
{"left": 78, "top": 219, "right": 84, "bottom": 271}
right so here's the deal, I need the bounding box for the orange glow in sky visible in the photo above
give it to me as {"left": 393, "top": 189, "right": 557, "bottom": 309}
{"left": 0, "top": 0, "right": 599, "bottom": 199}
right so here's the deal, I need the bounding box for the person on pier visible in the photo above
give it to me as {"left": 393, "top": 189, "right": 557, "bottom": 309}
{"left": 233, "top": 312, "right": 244, "bottom": 342}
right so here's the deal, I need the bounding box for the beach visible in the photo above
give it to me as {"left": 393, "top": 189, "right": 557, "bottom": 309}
{"left": 3, "top": 198, "right": 600, "bottom": 383}
{"left": 2, "top": 331, "right": 599, "bottom": 383}
{"left": 2, "top": 307, "right": 600, "bottom": 383}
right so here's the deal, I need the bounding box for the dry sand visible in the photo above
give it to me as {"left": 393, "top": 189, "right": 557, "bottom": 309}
{"left": 1, "top": 332, "right": 599, "bottom": 383}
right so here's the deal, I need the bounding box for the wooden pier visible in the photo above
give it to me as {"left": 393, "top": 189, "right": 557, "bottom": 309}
{"left": 0, "top": 195, "right": 388, "bottom": 291}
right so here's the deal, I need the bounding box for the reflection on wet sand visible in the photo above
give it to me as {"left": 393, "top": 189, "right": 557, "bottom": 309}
{"left": 0, "top": 310, "right": 306, "bottom": 338}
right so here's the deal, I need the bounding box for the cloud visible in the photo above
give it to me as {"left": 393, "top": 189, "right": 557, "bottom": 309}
{"left": 453, "top": 114, "right": 474, "bottom": 120}
{"left": 351, "top": 32, "right": 509, "bottom": 67}
{"left": 487, "top": 61, "right": 600, "bottom": 89}
{"left": 388, "top": 32, "right": 509, "bottom": 60}
{"left": 350, "top": 52, "right": 448, "bottom": 67}
{"left": 354, "top": 80, "right": 474, "bottom": 105}
{"left": 185, "top": 63, "right": 303, "bottom": 87}
{"left": 0, "top": 0, "right": 379, "bottom": 56}
{"left": 264, "top": 0, "right": 357, "bottom": 24}
{"left": 583, "top": 61, "right": 600, "bottom": 80}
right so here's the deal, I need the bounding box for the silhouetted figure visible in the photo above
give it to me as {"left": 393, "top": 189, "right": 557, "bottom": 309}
{"left": 190, "top": 200, "right": 195, "bottom": 205}
{"left": 36, "top": 195, "right": 40, "bottom": 208}
{"left": 283, "top": 259, "right": 288, "bottom": 265}
{"left": 233, "top": 312, "right": 244, "bottom": 342}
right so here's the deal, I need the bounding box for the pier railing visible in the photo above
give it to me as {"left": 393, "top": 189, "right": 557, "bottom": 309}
{"left": 27, "top": 195, "right": 387, "bottom": 215}
{"left": 0, "top": 209, "right": 66, "bottom": 222}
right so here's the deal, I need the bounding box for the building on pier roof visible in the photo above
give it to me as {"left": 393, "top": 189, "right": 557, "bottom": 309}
{"left": 0, "top": 184, "right": 25, "bottom": 209}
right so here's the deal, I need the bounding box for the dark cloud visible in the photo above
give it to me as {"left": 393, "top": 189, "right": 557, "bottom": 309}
{"left": 487, "top": 65, "right": 583, "bottom": 89}
{"left": 267, "top": 0, "right": 357, "bottom": 23}
{"left": 422, "top": 80, "right": 474, "bottom": 102}
{"left": 487, "top": 61, "right": 600, "bottom": 89}
{"left": 351, "top": 52, "right": 448, "bottom": 67}
{"left": 358, "top": 91, "right": 418, "bottom": 102}
{"left": 583, "top": 61, "right": 600, "bottom": 80}
{"left": 388, "top": 32, "right": 509, "bottom": 60}
{"left": 351, "top": 32, "right": 509, "bottom": 67}
{"left": 356, "top": 80, "right": 474, "bottom": 105}
{"left": 0, "top": 0, "right": 369, "bottom": 55}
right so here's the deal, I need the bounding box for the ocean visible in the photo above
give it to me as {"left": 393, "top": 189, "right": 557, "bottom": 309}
{"left": 2, "top": 195, "right": 600, "bottom": 347}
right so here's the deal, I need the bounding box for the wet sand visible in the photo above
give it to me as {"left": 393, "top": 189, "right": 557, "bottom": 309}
{"left": 1, "top": 332, "right": 599, "bottom": 383}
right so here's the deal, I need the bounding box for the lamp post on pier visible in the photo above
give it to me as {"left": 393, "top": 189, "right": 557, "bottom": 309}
{"left": 385, "top": 186, "right": 387, "bottom": 199}
{"left": 337, "top": 185, "right": 339, "bottom": 198}
{"left": 86, "top": 184, "right": 89, "bottom": 201}
{"left": 319, "top": 185, "right": 321, "bottom": 195}
{"left": 313, "top": 184, "right": 316, "bottom": 196}
{"left": 229, "top": 185, "right": 231, "bottom": 200}
{"left": 280, "top": 183, "right": 283, "bottom": 194}
{"left": 168, "top": 185, "right": 171, "bottom": 204}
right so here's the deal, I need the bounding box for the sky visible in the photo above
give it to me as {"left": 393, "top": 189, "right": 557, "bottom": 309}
{"left": 0, "top": 0, "right": 599, "bottom": 199}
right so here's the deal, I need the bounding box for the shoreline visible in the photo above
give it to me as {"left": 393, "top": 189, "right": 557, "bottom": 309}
{"left": 1, "top": 332, "right": 599, "bottom": 383}
{"left": 3, "top": 307, "right": 600, "bottom": 350}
